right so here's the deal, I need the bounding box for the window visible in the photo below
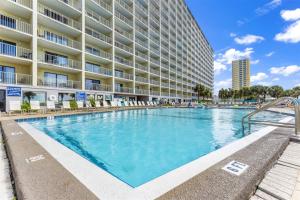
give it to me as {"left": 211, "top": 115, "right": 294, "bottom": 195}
{"left": 44, "top": 72, "right": 68, "bottom": 87}
{"left": 0, "top": 14, "right": 16, "bottom": 29}
{"left": 86, "top": 46, "right": 100, "bottom": 56}
{"left": 58, "top": 93, "right": 75, "bottom": 102}
{"left": 0, "top": 66, "right": 15, "bottom": 84}
{"left": 0, "top": 40, "right": 16, "bottom": 56}
{"left": 23, "top": 91, "right": 46, "bottom": 105}
{"left": 85, "top": 79, "right": 100, "bottom": 90}
{"left": 45, "top": 31, "right": 68, "bottom": 46}
{"left": 45, "top": 52, "right": 68, "bottom": 66}
{"left": 43, "top": 8, "right": 68, "bottom": 25}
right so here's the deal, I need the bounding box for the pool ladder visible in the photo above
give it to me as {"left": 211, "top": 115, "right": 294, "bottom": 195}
{"left": 242, "top": 97, "right": 300, "bottom": 136}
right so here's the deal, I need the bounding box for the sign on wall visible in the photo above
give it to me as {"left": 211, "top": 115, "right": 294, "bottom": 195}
{"left": 76, "top": 92, "right": 86, "bottom": 101}
{"left": 7, "top": 87, "right": 21, "bottom": 97}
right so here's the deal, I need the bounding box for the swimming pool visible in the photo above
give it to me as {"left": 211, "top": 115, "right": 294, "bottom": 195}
{"left": 21, "top": 108, "right": 286, "bottom": 187}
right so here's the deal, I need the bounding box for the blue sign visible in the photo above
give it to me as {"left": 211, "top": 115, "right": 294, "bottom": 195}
{"left": 76, "top": 92, "right": 86, "bottom": 101}
{"left": 7, "top": 87, "right": 21, "bottom": 97}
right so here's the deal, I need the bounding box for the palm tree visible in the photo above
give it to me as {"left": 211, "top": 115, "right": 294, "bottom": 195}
{"left": 268, "top": 86, "right": 284, "bottom": 99}
{"left": 23, "top": 91, "right": 36, "bottom": 103}
{"left": 194, "top": 84, "right": 205, "bottom": 101}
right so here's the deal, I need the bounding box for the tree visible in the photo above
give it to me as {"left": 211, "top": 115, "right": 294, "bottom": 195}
{"left": 268, "top": 86, "right": 284, "bottom": 99}
{"left": 23, "top": 91, "right": 36, "bottom": 103}
{"left": 194, "top": 84, "right": 205, "bottom": 101}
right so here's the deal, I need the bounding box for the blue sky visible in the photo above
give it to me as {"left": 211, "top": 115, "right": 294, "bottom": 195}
{"left": 185, "top": 0, "right": 300, "bottom": 94}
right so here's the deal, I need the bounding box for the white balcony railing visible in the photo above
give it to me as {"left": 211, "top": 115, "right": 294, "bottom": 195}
{"left": 85, "top": 63, "right": 112, "bottom": 76}
{"left": 0, "top": 43, "right": 32, "bottom": 60}
{"left": 0, "top": 71, "right": 32, "bottom": 85}
{"left": 10, "top": 0, "right": 32, "bottom": 8}
{"left": 38, "top": 53, "right": 81, "bottom": 70}
{"left": 91, "top": 0, "right": 112, "bottom": 13}
{"left": 85, "top": 83, "right": 112, "bottom": 92}
{"left": 115, "top": 71, "right": 133, "bottom": 80}
{"left": 0, "top": 14, "right": 32, "bottom": 34}
{"left": 86, "top": 9, "right": 111, "bottom": 28}
{"left": 86, "top": 27, "right": 112, "bottom": 44}
{"left": 115, "top": 86, "right": 133, "bottom": 93}
{"left": 38, "top": 77, "right": 81, "bottom": 89}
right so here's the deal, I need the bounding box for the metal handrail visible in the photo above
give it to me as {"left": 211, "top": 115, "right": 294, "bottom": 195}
{"left": 242, "top": 97, "right": 300, "bottom": 135}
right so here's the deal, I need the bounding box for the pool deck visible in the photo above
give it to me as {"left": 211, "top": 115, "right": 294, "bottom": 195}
{"left": 0, "top": 107, "right": 297, "bottom": 200}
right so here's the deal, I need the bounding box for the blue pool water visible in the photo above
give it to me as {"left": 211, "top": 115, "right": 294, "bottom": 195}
{"left": 23, "top": 108, "right": 286, "bottom": 187}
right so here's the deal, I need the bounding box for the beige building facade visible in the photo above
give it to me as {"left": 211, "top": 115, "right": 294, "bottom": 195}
{"left": 232, "top": 59, "right": 250, "bottom": 90}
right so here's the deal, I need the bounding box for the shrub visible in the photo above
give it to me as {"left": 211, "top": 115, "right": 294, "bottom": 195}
{"left": 21, "top": 102, "right": 31, "bottom": 112}
{"left": 70, "top": 100, "right": 78, "bottom": 109}
{"left": 88, "top": 97, "right": 96, "bottom": 107}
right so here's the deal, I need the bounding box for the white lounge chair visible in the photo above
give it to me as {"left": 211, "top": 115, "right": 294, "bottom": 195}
{"left": 150, "top": 102, "right": 154, "bottom": 106}
{"left": 124, "top": 101, "right": 129, "bottom": 107}
{"left": 111, "top": 101, "right": 117, "bottom": 108}
{"left": 30, "top": 101, "right": 43, "bottom": 113}
{"left": 86, "top": 101, "right": 95, "bottom": 110}
{"left": 8, "top": 101, "right": 22, "bottom": 115}
{"left": 117, "top": 101, "right": 122, "bottom": 107}
{"left": 47, "top": 101, "right": 57, "bottom": 112}
{"left": 141, "top": 101, "right": 146, "bottom": 106}
{"left": 146, "top": 101, "right": 151, "bottom": 106}
{"left": 129, "top": 101, "right": 133, "bottom": 106}
{"left": 133, "top": 101, "right": 138, "bottom": 107}
{"left": 62, "top": 101, "right": 71, "bottom": 111}
{"left": 77, "top": 101, "right": 84, "bottom": 110}
{"left": 103, "top": 101, "right": 109, "bottom": 108}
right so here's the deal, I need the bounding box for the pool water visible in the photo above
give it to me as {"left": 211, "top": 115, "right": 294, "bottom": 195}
{"left": 22, "top": 108, "right": 286, "bottom": 187}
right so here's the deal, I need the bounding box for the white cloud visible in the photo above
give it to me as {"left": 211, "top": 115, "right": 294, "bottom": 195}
{"left": 275, "top": 20, "right": 300, "bottom": 43}
{"left": 214, "top": 61, "right": 227, "bottom": 75}
{"left": 214, "top": 79, "right": 232, "bottom": 94}
{"left": 266, "top": 51, "right": 275, "bottom": 57}
{"left": 251, "top": 59, "right": 260, "bottom": 65}
{"left": 214, "top": 48, "right": 255, "bottom": 76}
{"left": 281, "top": 8, "right": 300, "bottom": 21}
{"left": 255, "top": 0, "right": 282, "bottom": 16}
{"left": 234, "top": 34, "right": 265, "bottom": 45}
{"left": 251, "top": 72, "right": 269, "bottom": 83}
{"left": 272, "top": 77, "right": 280, "bottom": 81}
{"left": 270, "top": 65, "right": 300, "bottom": 76}
{"left": 230, "top": 33, "right": 237, "bottom": 37}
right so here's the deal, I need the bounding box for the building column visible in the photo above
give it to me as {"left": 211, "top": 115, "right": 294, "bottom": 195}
{"left": 32, "top": 0, "right": 38, "bottom": 86}
{"left": 81, "top": 0, "right": 86, "bottom": 90}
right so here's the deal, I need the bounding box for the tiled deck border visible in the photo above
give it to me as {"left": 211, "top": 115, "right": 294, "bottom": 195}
{"left": 0, "top": 108, "right": 295, "bottom": 200}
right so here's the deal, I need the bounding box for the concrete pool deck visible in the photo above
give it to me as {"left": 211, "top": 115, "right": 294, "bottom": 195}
{"left": 0, "top": 108, "right": 297, "bottom": 200}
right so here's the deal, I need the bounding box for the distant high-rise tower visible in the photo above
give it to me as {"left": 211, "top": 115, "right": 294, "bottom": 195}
{"left": 232, "top": 59, "right": 250, "bottom": 90}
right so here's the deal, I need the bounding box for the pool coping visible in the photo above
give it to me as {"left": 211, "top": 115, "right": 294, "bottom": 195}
{"left": 1, "top": 109, "right": 295, "bottom": 200}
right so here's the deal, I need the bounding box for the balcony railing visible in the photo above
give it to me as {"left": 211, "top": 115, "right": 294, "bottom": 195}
{"left": 135, "top": 88, "right": 149, "bottom": 95}
{"left": 115, "top": 71, "right": 133, "bottom": 80}
{"left": 0, "top": 13, "right": 32, "bottom": 34}
{"left": 38, "top": 77, "right": 81, "bottom": 89}
{"left": 135, "top": 51, "right": 148, "bottom": 60}
{"left": 86, "top": 47, "right": 112, "bottom": 60}
{"left": 38, "top": 29, "right": 81, "bottom": 50}
{"left": 0, "top": 43, "right": 32, "bottom": 60}
{"left": 10, "top": 0, "right": 32, "bottom": 8}
{"left": 0, "top": 71, "right": 32, "bottom": 85}
{"left": 115, "top": 86, "right": 133, "bottom": 93}
{"left": 161, "top": 82, "right": 169, "bottom": 87}
{"left": 150, "top": 69, "right": 160, "bottom": 76}
{"left": 115, "top": 0, "right": 133, "bottom": 13}
{"left": 59, "top": 0, "right": 81, "bottom": 11}
{"left": 85, "top": 63, "right": 112, "bottom": 76}
{"left": 135, "top": 38, "right": 148, "bottom": 48}
{"left": 91, "top": 0, "right": 112, "bottom": 13}
{"left": 115, "top": 12, "right": 133, "bottom": 27}
{"left": 161, "top": 92, "right": 169, "bottom": 96}
{"left": 38, "top": 53, "right": 81, "bottom": 70}
{"left": 86, "top": 9, "right": 111, "bottom": 28}
{"left": 115, "top": 27, "right": 133, "bottom": 40}
{"left": 115, "top": 41, "right": 133, "bottom": 54}
{"left": 38, "top": 4, "right": 81, "bottom": 30}
{"left": 150, "top": 79, "right": 159, "bottom": 85}
{"left": 135, "top": 63, "right": 148, "bottom": 72}
{"left": 135, "top": 76, "right": 148, "bottom": 83}
{"left": 115, "top": 56, "right": 133, "bottom": 67}
{"left": 150, "top": 58, "right": 160, "bottom": 66}
{"left": 85, "top": 83, "right": 112, "bottom": 92}
{"left": 150, "top": 91, "right": 160, "bottom": 96}
{"left": 135, "top": 1, "right": 148, "bottom": 16}
{"left": 86, "top": 27, "right": 112, "bottom": 44}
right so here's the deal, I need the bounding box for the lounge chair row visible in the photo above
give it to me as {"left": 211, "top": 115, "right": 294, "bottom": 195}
{"left": 7, "top": 100, "right": 159, "bottom": 115}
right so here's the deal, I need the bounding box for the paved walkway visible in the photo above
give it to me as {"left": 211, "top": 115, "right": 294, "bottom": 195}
{"left": 0, "top": 130, "right": 14, "bottom": 200}
{"left": 250, "top": 141, "right": 300, "bottom": 200}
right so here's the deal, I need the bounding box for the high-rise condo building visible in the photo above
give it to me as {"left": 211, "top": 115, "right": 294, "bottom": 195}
{"left": 0, "top": 0, "right": 213, "bottom": 111}
{"left": 232, "top": 58, "right": 250, "bottom": 90}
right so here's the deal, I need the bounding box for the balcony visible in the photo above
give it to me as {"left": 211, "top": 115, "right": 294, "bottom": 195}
{"left": 85, "top": 27, "right": 112, "bottom": 46}
{"left": 115, "top": 27, "right": 133, "bottom": 41}
{"left": 150, "top": 68, "right": 160, "bottom": 76}
{"left": 135, "top": 51, "right": 148, "bottom": 60}
{"left": 150, "top": 91, "right": 160, "bottom": 96}
{"left": 85, "top": 83, "right": 112, "bottom": 92}
{"left": 0, "top": 13, "right": 32, "bottom": 36}
{"left": 115, "top": 86, "right": 133, "bottom": 93}
{"left": 135, "top": 1, "right": 147, "bottom": 16}
{"left": 85, "top": 9, "right": 111, "bottom": 29}
{"left": 85, "top": 63, "right": 112, "bottom": 76}
{"left": 115, "top": 41, "right": 133, "bottom": 54}
{"left": 115, "top": 71, "right": 133, "bottom": 80}
{"left": 38, "top": 77, "right": 81, "bottom": 89}
{"left": 38, "top": 53, "right": 81, "bottom": 70}
{"left": 161, "top": 82, "right": 169, "bottom": 88}
{"left": 115, "top": 0, "right": 133, "bottom": 13}
{"left": 86, "top": 46, "right": 112, "bottom": 61}
{"left": 150, "top": 79, "right": 159, "bottom": 86}
{"left": 90, "top": 0, "right": 112, "bottom": 13}
{"left": 135, "top": 88, "right": 149, "bottom": 95}
{"left": 115, "top": 11, "right": 133, "bottom": 27}
{"left": 38, "top": 4, "right": 81, "bottom": 32}
{"left": 150, "top": 58, "right": 160, "bottom": 66}
{"left": 0, "top": 71, "right": 32, "bottom": 86}
{"left": 161, "top": 92, "right": 169, "bottom": 97}
{"left": 38, "top": 29, "right": 81, "bottom": 51}
{"left": 135, "top": 76, "right": 148, "bottom": 83}
{"left": 135, "top": 63, "right": 148, "bottom": 72}
{"left": 114, "top": 56, "right": 133, "bottom": 67}
{"left": 8, "top": 0, "right": 32, "bottom": 9}
{"left": 0, "top": 43, "right": 32, "bottom": 61}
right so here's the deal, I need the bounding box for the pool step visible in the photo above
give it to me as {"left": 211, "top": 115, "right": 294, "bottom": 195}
{"left": 251, "top": 142, "right": 300, "bottom": 200}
